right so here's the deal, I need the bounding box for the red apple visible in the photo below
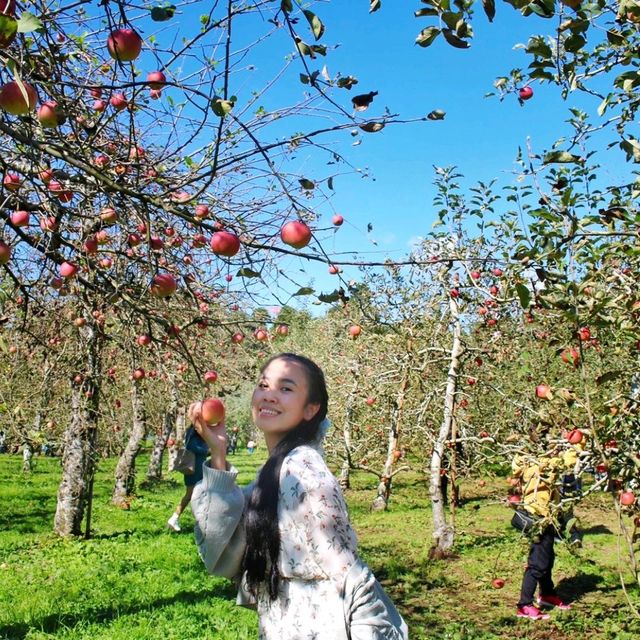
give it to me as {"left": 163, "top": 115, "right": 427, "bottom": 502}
{"left": 577, "top": 326, "right": 591, "bottom": 341}
{"left": 281, "top": 220, "right": 312, "bottom": 249}
{"left": 492, "top": 268, "right": 503, "bottom": 277}
{"left": 110, "top": 93, "right": 128, "bottom": 111}
{"left": 561, "top": 347, "right": 580, "bottom": 367}
{"left": 620, "top": 491, "right": 636, "bottom": 506}
{"left": 132, "top": 368, "right": 145, "bottom": 381}
{"left": 0, "top": 0, "right": 16, "bottom": 17}
{"left": 231, "top": 332, "right": 245, "bottom": 344}
{"left": 10, "top": 210, "right": 29, "bottom": 227}
{"left": 349, "top": 324, "right": 362, "bottom": 338}
{"left": 470, "top": 270, "right": 481, "bottom": 280}
{"left": 210, "top": 231, "right": 240, "bottom": 257}
{"left": 450, "top": 288, "right": 460, "bottom": 298}
{"left": 0, "top": 240, "right": 11, "bottom": 264}
{"left": 332, "top": 214, "right": 344, "bottom": 226}
{"left": 195, "top": 204, "right": 209, "bottom": 218}
{"left": 150, "top": 273, "right": 177, "bottom": 298}
{"left": 146, "top": 70, "right": 166, "bottom": 90}
{"left": 508, "top": 494, "right": 521, "bottom": 506}
{"left": 467, "top": 376, "right": 477, "bottom": 386}
{"left": 93, "top": 99, "right": 106, "bottom": 112}
{"left": 0, "top": 81, "right": 38, "bottom": 115}
{"left": 328, "top": 264, "right": 339, "bottom": 275}
{"left": 40, "top": 216, "right": 58, "bottom": 232}
{"left": 254, "top": 328, "right": 268, "bottom": 341}
{"left": 3, "top": 172, "right": 21, "bottom": 191}
{"left": 519, "top": 86, "right": 533, "bottom": 101}
{"left": 366, "top": 396, "right": 375, "bottom": 406}
{"left": 204, "top": 370, "right": 218, "bottom": 384}
{"left": 566, "top": 429, "right": 583, "bottom": 445}
{"left": 37, "top": 100, "right": 62, "bottom": 128}
{"left": 535, "top": 384, "right": 552, "bottom": 400}
{"left": 492, "top": 578, "right": 505, "bottom": 589}
{"left": 100, "top": 206, "right": 118, "bottom": 225}
{"left": 107, "top": 28, "right": 143, "bottom": 62}
{"left": 200, "top": 398, "right": 225, "bottom": 425}
{"left": 59, "top": 261, "right": 78, "bottom": 278}
{"left": 137, "top": 334, "right": 151, "bottom": 346}
{"left": 276, "top": 324, "right": 289, "bottom": 336}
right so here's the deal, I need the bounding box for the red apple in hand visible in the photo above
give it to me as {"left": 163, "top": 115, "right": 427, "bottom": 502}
{"left": 200, "top": 398, "right": 225, "bottom": 425}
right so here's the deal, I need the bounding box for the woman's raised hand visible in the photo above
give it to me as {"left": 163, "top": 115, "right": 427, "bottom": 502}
{"left": 188, "top": 401, "right": 227, "bottom": 470}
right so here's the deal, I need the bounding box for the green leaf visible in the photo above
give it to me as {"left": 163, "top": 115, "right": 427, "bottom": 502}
{"left": 528, "top": 0, "right": 555, "bottom": 19}
{"left": 427, "top": 109, "right": 446, "bottom": 120}
{"left": 596, "top": 370, "right": 623, "bottom": 385}
{"left": 606, "top": 29, "right": 625, "bottom": 46}
{"left": 369, "top": 0, "right": 381, "bottom": 12}
{"left": 327, "top": 176, "right": 334, "bottom": 190}
{"left": 299, "top": 178, "right": 315, "bottom": 190}
{"left": 212, "top": 98, "right": 233, "bottom": 117}
{"left": 299, "top": 73, "right": 309, "bottom": 85}
{"left": 303, "top": 10, "right": 325, "bottom": 41}
{"left": 293, "top": 287, "right": 315, "bottom": 297}
{"left": 415, "top": 8, "right": 438, "bottom": 17}
{"left": 281, "top": 0, "right": 293, "bottom": 12}
{"left": 16, "top": 11, "right": 43, "bottom": 33}
{"left": 482, "top": 0, "right": 496, "bottom": 21}
{"left": 564, "top": 34, "right": 586, "bottom": 53}
{"left": 236, "top": 268, "right": 261, "bottom": 279}
{"left": 543, "top": 151, "right": 582, "bottom": 164}
{"left": 442, "top": 28, "right": 470, "bottom": 49}
{"left": 0, "top": 15, "right": 18, "bottom": 47}
{"left": 516, "top": 283, "right": 531, "bottom": 309}
{"left": 415, "top": 27, "right": 440, "bottom": 48}
{"left": 150, "top": 5, "right": 176, "bottom": 22}
{"left": 336, "top": 76, "right": 358, "bottom": 89}
{"left": 318, "top": 290, "right": 341, "bottom": 303}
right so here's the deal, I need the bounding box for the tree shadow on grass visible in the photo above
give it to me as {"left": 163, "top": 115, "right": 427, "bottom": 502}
{"left": 0, "top": 508, "right": 55, "bottom": 534}
{"left": 555, "top": 571, "right": 607, "bottom": 602}
{"left": 580, "top": 524, "right": 612, "bottom": 535}
{"left": 0, "top": 583, "right": 239, "bottom": 640}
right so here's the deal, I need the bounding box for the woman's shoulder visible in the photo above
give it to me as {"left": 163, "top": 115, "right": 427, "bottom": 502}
{"left": 281, "top": 444, "right": 335, "bottom": 485}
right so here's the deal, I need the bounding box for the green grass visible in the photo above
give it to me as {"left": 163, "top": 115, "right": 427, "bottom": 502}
{"left": 1, "top": 452, "right": 638, "bottom": 639}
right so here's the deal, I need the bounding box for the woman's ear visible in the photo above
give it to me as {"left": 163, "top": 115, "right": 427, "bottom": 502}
{"left": 303, "top": 403, "right": 321, "bottom": 422}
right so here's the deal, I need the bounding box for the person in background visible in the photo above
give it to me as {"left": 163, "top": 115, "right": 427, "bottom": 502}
{"left": 227, "top": 431, "right": 238, "bottom": 455}
{"left": 167, "top": 410, "right": 210, "bottom": 532}
{"left": 511, "top": 439, "right": 576, "bottom": 620}
{"left": 22, "top": 442, "right": 33, "bottom": 472}
{"left": 246, "top": 438, "right": 256, "bottom": 454}
{"left": 0, "top": 430, "right": 6, "bottom": 454}
{"left": 190, "top": 353, "right": 408, "bottom": 639}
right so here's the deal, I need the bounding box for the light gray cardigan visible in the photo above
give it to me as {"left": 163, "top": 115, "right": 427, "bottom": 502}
{"left": 191, "top": 452, "right": 409, "bottom": 639}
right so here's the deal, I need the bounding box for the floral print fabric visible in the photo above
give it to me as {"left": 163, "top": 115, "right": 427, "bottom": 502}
{"left": 258, "top": 445, "right": 358, "bottom": 639}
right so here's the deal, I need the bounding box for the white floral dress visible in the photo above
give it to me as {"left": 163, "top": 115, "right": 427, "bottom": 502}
{"left": 256, "top": 445, "right": 358, "bottom": 639}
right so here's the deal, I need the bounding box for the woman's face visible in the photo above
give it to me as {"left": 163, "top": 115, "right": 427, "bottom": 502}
{"left": 251, "top": 358, "right": 320, "bottom": 450}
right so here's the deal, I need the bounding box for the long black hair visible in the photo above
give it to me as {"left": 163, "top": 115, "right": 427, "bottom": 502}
{"left": 242, "top": 353, "right": 329, "bottom": 600}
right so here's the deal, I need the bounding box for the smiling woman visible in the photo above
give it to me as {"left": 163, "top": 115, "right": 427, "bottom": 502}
{"left": 190, "top": 353, "right": 408, "bottom": 639}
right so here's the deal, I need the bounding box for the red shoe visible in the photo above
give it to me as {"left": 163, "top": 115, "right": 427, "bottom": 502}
{"left": 538, "top": 594, "right": 571, "bottom": 610}
{"left": 517, "top": 604, "right": 550, "bottom": 620}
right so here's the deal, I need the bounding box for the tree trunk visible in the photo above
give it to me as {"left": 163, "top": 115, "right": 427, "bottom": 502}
{"left": 167, "top": 405, "right": 186, "bottom": 473}
{"left": 112, "top": 377, "right": 147, "bottom": 506}
{"left": 339, "top": 364, "right": 360, "bottom": 491}
{"left": 54, "top": 321, "right": 102, "bottom": 537}
{"left": 429, "top": 296, "right": 462, "bottom": 556}
{"left": 146, "top": 376, "right": 178, "bottom": 481}
{"left": 371, "top": 361, "right": 410, "bottom": 511}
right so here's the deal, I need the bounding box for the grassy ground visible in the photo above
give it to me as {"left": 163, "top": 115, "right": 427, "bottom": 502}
{"left": 0, "top": 451, "right": 638, "bottom": 640}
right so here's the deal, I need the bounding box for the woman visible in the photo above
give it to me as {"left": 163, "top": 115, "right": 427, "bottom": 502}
{"left": 167, "top": 417, "right": 210, "bottom": 532}
{"left": 191, "top": 353, "right": 408, "bottom": 639}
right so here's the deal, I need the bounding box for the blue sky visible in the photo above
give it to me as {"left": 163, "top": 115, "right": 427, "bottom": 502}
{"left": 137, "top": 2, "right": 631, "bottom": 310}
{"left": 237, "top": 3, "right": 631, "bottom": 305}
